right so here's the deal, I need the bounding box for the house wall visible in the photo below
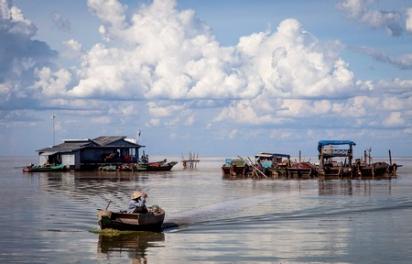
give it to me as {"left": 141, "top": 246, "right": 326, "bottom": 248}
{"left": 39, "top": 155, "right": 48, "bottom": 165}
{"left": 81, "top": 148, "right": 111, "bottom": 163}
{"left": 61, "top": 154, "right": 75, "bottom": 167}
{"left": 80, "top": 147, "right": 141, "bottom": 164}
{"left": 74, "top": 150, "right": 81, "bottom": 169}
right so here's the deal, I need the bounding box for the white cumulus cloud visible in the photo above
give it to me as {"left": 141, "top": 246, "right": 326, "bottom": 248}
{"left": 37, "top": 0, "right": 355, "bottom": 103}
{"left": 14, "top": 0, "right": 411, "bottom": 133}
{"left": 0, "top": 0, "right": 56, "bottom": 109}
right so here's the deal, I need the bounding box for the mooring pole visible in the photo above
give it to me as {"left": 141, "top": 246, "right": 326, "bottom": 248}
{"left": 299, "top": 150, "right": 301, "bottom": 162}
{"left": 389, "top": 149, "right": 392, "bottom": 165}
{"left": 368, "top": 148, "right": 372, "bottom": 165}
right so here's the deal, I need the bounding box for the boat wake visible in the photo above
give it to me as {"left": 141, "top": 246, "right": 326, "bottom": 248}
{"left": 163, "top": 195, "right": 412, "bottom": 232}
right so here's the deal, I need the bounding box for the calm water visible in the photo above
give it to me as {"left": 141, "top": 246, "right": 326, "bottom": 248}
{"left": 1, "top": 156, "right": 412, "bottom": 263}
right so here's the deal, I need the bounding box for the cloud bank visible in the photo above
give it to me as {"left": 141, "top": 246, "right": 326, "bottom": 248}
{"left": 1, "top": 0, "right": 411, "bottom": 144}
{"left": 36, "top": 0, "right": 355, "bottom": 102}
{"left": 0, "top": 0, "right": 56, "bottom": 109}
{"left": 338, "top": 0, "right": 404, "bottom": 36}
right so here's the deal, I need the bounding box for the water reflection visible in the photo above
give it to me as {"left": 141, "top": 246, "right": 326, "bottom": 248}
{"left": 97, "top": 232, "right": 165, "bottom": 263}
{"left": 318, "top": 179, "right": 393, "bottom": 196}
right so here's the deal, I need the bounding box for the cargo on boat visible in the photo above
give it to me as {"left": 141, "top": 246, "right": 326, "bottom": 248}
{"left": 222, "top": 140, "right": 399, "bottom": 180}
{"left": 222, "top": 152, "right": 317, "bottom": 179}
{"left": 221, "top": 158, "right": 250, "bottom": 178}
{"left": 97, "top": 206, "right": 165, "bottom": 232}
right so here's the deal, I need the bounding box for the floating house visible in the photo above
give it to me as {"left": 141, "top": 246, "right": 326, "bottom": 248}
{"left": 37, "top": 136, "right": 144, "bottom": 170}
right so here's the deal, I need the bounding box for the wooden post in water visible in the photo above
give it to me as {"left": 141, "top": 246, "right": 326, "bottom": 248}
{"left": 389, "top": 149, "right": 392, "bottom": 166}
{"left": 368, "top": 148, "right": 372, "bottom": 165}
{"left": 299, "top": 150, "right": 301, "bottom": 162}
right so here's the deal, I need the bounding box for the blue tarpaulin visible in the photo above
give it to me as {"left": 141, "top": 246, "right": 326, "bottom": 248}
{"left": 318, "top": 140, "right": 356, "bottom": 151}
{"left": 261, "top": 160, "right": 273, "bottom": 169}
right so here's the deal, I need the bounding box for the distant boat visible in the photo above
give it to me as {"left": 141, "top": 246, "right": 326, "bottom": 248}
{"left": 97, "top": 207, "right": 165, "bottom": 231}
{"left": 23, "top": 163, "right": 66, "bottom": 172}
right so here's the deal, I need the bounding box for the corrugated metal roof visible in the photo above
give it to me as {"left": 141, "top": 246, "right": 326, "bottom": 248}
{"left": 37, "top": 135, "right": 143, "bottom": 153}
{"left": 92, "top": 136, "right": 126, "bottom": 146}
{"left": 38, "top": 141, "right": 93, "bottom": 153}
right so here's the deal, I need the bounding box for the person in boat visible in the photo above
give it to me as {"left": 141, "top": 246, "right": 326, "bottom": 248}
{"left": 127, "top": 191, "right": 148, "bottom": 213}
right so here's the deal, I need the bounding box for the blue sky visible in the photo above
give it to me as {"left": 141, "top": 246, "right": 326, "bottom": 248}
{"left": 1, "top": 0, "right": 412, "bottom": 157}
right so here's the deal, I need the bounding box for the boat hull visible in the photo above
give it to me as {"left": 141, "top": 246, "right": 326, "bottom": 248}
{"left": 23, "top": 164, "right": 67, "bottom": 172}
{"left": 143, "top": 161, "right": 178, "bottom": 171}
{"left": 98, "top": 220, "right": 163, "bottom": 231}
{"left": 97, "top": 208, "right": 165, "bottom": 232}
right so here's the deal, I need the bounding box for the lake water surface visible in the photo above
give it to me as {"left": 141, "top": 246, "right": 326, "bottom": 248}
{"left": 1, "top": 156, "right": 411, "bottom": 263}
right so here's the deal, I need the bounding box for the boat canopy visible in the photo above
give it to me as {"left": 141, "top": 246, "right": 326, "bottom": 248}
{"left": 318, "top": 140, "right": 356, "bottom": 151}
{"left": 255, "top": 152, "right": 290, "bottom": 159}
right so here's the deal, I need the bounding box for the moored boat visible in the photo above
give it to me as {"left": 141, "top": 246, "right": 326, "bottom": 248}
{"left": 288, "top": 162, "right": 317, "bottom": 178}
{"left": 98, "top": 165, "right": 117, "bottom": 171}
{"left": 221, "top": 158, "right": 250, "bottom": 177}
{"left": 97, "top": 206, "right": 165, "bottom": 232}
{"left": 142, "top": 160, "right": 178, "bottom": 171}
{"left": 23, "top": 163, "right": 66, "bottom": 172}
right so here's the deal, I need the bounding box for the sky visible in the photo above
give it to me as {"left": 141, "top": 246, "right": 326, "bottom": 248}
{"left": 0, "top": 0, "right": 411, "bottom": 157}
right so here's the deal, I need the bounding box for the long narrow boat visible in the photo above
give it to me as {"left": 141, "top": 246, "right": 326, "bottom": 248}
{"left": 97, "top": 207, "right": 165, "bottom": 231}
{"left": 23, "top": 164, "right": 66, "bottom": 172}
{"left": 143, "top": 161, "right": 178, "bottom": 171}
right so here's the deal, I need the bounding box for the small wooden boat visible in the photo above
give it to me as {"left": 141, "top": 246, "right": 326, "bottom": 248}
{"left": 22, "top": 163, "right": 66, "bottom": 172}
{"left": 143, "top": 161, "right": 178, "bottom": 171}
{"left": 97, "top": 206, "right": 165, "bottom": 231}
